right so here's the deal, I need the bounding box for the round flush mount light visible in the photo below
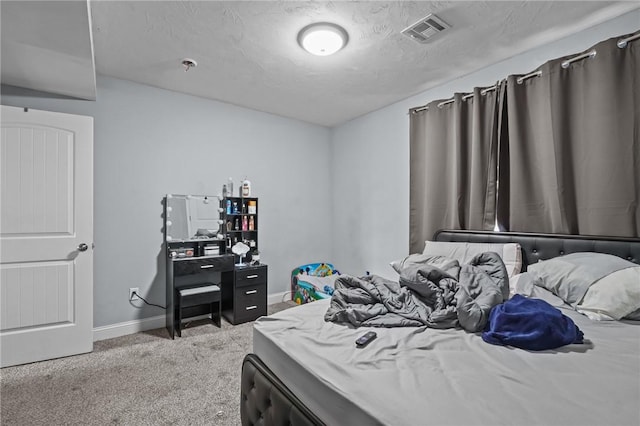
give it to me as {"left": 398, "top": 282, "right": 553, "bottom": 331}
{"left": 297, "top": 23, "right": 348, "bottom": 56}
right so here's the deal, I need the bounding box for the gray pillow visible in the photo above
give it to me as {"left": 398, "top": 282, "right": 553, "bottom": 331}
{"left": 528, "top": 252, "right": 636, "bottom": 305}
{"left": 423, "top": 241, "right": 522, "bottom": 277}
{"left": 624, "top": 307, "right": 640, "bottom": 321}
{"left": 390, "top": 253, "right": 458, "bottom": 275}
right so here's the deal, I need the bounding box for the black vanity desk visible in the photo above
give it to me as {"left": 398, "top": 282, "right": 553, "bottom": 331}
{"left": 164, "top": 194, "right": 267, "bottom": 334}
{"left": 165, "top": 251, "right": 234, "bottom": 339}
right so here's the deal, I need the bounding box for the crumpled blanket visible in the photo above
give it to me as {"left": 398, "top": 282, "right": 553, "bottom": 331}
{"left": 324, "top": 252, "right": 508, "bottom": 332}
{"left": 482, "top": 294, "right": 585, "bottom": 350}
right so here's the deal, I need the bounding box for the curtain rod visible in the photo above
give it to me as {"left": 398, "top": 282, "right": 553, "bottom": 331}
{"left": 411, "top": 30, "right": 639, "bottom": 114}
{"left": 480, "top": 85, "right": 497, "bottom": 95}
{"left": 561, "top": 49, "right": 596, "bottom": 69}
{"left": 617, "top": 32, "right": 640, "bottom": 48}
{"left": 411, "top": 83, "right": 500, "bottom": 113}
{"left": 438, "top": 99, "right": 455, "bottom": 108}
{"left": 516, "top": 70, "right": 541, "bottom": 84}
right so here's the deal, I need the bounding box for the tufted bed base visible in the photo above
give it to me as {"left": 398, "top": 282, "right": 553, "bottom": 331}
{"left": 433, "top": 229, "right": 640, "bottom": 267}
{"left": 241, "top": 354, "right": 323, "bottom": 426}
{"left": 240, "top": 230, "right": 640, "bottom": 426}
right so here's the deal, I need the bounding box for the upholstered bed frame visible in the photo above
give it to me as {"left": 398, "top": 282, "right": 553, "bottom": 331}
{"left": 240, "top": 230, "right": 640, "bottom": 426}
{"left": 433, "top": 229, "right": 640, "bottom": 267}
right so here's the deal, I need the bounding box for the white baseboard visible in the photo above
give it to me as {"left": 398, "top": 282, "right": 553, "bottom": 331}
{"left": 268, "top": 291, "right": 291, "bottom": 305}
{"left": 94, "top": 293, "right": 293, "bottom": 341}
{"left": 93, "top": 315, "right": 165, "bottom": 342}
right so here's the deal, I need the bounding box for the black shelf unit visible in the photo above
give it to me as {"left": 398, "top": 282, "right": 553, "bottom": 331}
{"left": 221, "top": 196, "right": 267, "bottom": 323}
{"left": 223, "top": 196, "right": 259, "bottom": 262}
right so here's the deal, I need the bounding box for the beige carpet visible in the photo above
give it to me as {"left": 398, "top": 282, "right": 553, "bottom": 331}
{"left": 0, "top": 302, "right": 296, "bottom": 426}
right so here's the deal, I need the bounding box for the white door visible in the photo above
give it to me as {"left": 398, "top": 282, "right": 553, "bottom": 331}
{"left": 0, "top": 105, "right": 93, "bottom": 367}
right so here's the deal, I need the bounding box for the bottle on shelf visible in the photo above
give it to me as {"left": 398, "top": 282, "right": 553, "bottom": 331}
{"left": 251, "top": 250, "right": 260, "bottom": 265}
{"left": 233, "top": 201, "right": 238, "bottom": 214}
{"left": 242, "top": 179, "right": 251, "bottom": 197}
{"left": 234, "top": 218, "right": 240, "bottom": 230}
{"left": 226, "top": 199, "right": 232, "bottom": 214}
{"left": 249, "top": 216, "right": 255, "bottom": 231}
{"left": 242, "top": 216, "right": 248, "bottom": 231}
{"left": 228, "top": 178, "right": 234, "bottom": 198}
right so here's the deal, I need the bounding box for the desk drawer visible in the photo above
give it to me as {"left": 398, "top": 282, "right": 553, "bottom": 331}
{"left": 235, "top": 282, "right": 267, "bottom": 322}
{"left": 173, "top": 255, "right": 233, "bottom": 276}
{"left": 235, "top": 266, "right": 267, "bottom": 288}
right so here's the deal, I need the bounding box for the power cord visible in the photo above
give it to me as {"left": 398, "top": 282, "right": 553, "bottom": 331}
{"left": 281, "top": 291, "right": 293, "bottom": 302}
{"left": 131, "top": 291, "right": 166, "bottom": 310}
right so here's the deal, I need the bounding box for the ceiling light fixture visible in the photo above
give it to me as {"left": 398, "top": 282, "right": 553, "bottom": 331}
{"left": 297, "top": 23, "right": 348, "bottom": 56}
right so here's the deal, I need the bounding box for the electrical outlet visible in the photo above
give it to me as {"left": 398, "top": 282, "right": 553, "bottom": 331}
{"left": 129, "top": 287, "right": 140, "bottom": 301}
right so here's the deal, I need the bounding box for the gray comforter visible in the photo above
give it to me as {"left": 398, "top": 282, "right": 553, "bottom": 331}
{"left": 324, "top": 252, "right": 508, "bottom": 332}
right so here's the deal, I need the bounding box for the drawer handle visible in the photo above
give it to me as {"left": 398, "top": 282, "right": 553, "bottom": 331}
{"left": 245, "top": 290, "right": 257, "bottom": 295}
{"left": 246, "top": 305, "right": 257, "bottom": 310}
{"left": 200, "top": 265, "right": 214, "bottom": 269}
{"left": 246, "top": 274, "right": 258, "bottom": 279}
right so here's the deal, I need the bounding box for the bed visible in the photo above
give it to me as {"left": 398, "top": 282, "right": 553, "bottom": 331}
{"left": 241, "top": 230, "right": 640, "bottom": 426}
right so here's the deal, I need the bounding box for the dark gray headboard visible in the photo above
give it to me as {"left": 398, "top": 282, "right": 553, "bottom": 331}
{"left": 434, "top": 230, "right": 640, "bottom": 271}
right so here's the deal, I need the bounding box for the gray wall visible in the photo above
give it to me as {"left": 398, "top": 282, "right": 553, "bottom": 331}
{"left": 1, "top": 76, "right": 333, "bottom": 327}
{"left": 330, "top": 10, "right": 640, "bottom": 280}
{"left": 2, "top": 9, "right": 638, "bottom": 329}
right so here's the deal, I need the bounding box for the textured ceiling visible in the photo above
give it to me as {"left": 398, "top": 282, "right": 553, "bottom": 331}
{"left": 1, "top": 1, "right": 96, "bottom": 100}
{"left": 3, "top": 2, "right": 639, "bottom": 127}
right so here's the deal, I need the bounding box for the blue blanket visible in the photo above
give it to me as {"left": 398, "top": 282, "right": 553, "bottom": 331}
{"left": 482, "top": 295, "right": 584, "bottom": 351}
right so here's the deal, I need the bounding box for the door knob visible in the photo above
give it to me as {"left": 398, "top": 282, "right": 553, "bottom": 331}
{"left": 77, "top": 243, "right": 89, "bottom": 252}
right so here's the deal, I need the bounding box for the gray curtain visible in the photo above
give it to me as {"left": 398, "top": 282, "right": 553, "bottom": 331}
{"left": 409, "top": 87, "right": 499, "bottom": 253}
{"left": 498, "top": 32, "right": 640, "bottom": 237}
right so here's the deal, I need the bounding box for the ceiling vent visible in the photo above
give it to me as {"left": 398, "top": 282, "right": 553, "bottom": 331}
{"left": 402, "top": 14, "right": 450, "bottom": 43}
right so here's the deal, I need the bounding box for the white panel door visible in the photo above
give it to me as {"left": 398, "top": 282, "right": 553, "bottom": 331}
{"left": 0, "top": 105, "right": 93, "bottom": 367}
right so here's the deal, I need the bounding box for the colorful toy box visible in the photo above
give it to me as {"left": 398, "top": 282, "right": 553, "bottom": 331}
{"left": 291, "top": 263, "right": 339, "bottom": 305}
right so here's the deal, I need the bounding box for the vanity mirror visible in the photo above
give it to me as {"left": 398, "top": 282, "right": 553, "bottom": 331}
{"left": 165, "top": 194, "right": 224, "bottom": 242}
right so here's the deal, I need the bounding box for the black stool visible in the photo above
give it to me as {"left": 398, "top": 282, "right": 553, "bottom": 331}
{"left": 175, "top": 284, "right": 221, "bottom": 337}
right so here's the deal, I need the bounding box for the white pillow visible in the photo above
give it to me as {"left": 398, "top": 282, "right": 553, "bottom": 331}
{"left": 390, "top": 253, "right": 457, "bottom": 275}
{"left": 509, "top": 272, "right": 566, "bottom": 307}
{"left": 528, "top": 253, "right": 636, "bottom": 306}
{"left": 423, "top": 241, "right": 522, "bottom": 277}
{"left": 577, "top": 266, "right": 640, "bottom": 321}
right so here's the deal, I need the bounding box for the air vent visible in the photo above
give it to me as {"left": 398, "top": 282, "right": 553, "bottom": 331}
{"left": 402, "top": 14, "right": 450, "bottom": 43}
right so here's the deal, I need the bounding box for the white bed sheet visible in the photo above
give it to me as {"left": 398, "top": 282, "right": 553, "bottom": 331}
{"left": 253, "top": 298, "right": 640, "bottom": 426}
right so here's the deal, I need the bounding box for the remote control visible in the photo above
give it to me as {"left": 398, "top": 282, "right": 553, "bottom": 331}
{"left": 355, "top": 331, "right": 377, "bottom": 348}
